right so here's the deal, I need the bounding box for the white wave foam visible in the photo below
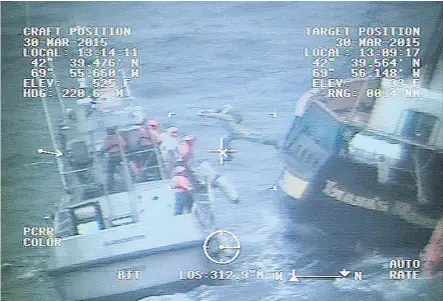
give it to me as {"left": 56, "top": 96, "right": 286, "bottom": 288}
{"left": 17, "top": 269, "right": 41, "bottom": 280}
{"left": 1, "top": 262, "right": 14, "bottom": 270}
{"left": 138, "top": 293, "right": 195, "bottom": 301}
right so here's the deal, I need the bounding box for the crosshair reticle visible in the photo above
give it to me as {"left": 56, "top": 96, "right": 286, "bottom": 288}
{"left": 207, "top": 138, "right": 238, "bottom": 165}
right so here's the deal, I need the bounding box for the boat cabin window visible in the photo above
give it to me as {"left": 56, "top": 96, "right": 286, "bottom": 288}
{"left": 68, "top": 140, "right": 92, "bottom": 167}
{"left": 71, "top": 203, "right": 105, "bottom": 235}
{"left": 63, "top": 138, "right": 104, "bottom": 202}
{"left": 399, "top": 110, "right": 439, "bottom": 144}
{"left": 110, "top": 215, "right": 134, "bottom": 227}
{"left": 285, "top": 103, "right": 341, "bottom": 151}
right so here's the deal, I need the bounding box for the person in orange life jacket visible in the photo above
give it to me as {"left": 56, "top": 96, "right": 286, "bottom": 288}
{"left": 177, "top": 136, "right": 196, "bottom": 167}
{"left": 132, "top": 120, "right": 159, "bottom": 180}
{"left": 171, "top": 166, "right": 194, "bottom": 215}
{"left": 103, "top": 127, "right": 127, "bottom": 189}
{"left": 139, "top": 125, "right": 153, "bottom": 148}
{"left": 146, "top": 119, "right": 163, "bottom": 145}
{"left": 127, "top": 122, "right": 152, "bottom": 180}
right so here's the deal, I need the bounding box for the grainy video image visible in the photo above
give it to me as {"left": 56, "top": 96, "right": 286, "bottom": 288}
{"left": 1, "top": 2, "right": 442, "bottom": 301}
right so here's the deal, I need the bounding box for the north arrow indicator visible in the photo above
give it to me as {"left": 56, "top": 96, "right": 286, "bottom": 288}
{"left": 288, "top": 269, "right": 352, "bottom": 283}
{"left": 339, "top": 269, "right": 351, "bottom": 277}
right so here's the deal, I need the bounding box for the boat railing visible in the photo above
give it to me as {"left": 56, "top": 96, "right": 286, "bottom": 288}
{"left": 60, "top": 162, "right": 104, "bottom": 200}
{"left": 58, "top": 116, "right": 170, "bottom": 222}
{"left": 42, "top": 57, "right": 176, "bottom": 230}
{"left": 61, "top": 167, "right": 92, "bottom": 175}
{"left": 121, "top": 145, "right": 167, "bottom": 182}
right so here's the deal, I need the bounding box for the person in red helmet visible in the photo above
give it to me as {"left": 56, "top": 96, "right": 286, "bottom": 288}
{"left": 177, "top": 135, "right": 196, "bottom": 167}
{"left": 126, "top": 120, "right": 154, "bottom": 181}
{"left": 171, "top": 166, "right": 194, "bottom": 215}
{"left": 139, "top": 121, "right": 153, "bottom": 149}
{"left": 146, "top": 119, "right": 163, "bottom": 145}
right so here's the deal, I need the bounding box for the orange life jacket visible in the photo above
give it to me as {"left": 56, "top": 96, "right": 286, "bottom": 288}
{"left": 171, "top": 175, "right": 193, "bottom": 192}
{"left": 178, "top": 141, "right": 194, "bottom": 163}
{"left": 149, "top": 129, "right": 163, "bottom": 144}
{"left": 105, "top": 135, "right": 126, "bottom": 154}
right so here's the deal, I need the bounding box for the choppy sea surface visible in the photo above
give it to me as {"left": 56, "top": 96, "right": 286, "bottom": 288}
{"left": 1, "top": 2, "right": 442, "bottom": 301}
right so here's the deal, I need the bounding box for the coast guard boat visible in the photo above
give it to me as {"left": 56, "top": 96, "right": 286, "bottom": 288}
{"left": 43, "top": 67, "right": 219, "bottom": 301}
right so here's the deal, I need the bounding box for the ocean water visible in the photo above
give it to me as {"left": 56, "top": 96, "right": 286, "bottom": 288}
{"left": 1, "top": 2, "right": 442, "bottom": 301}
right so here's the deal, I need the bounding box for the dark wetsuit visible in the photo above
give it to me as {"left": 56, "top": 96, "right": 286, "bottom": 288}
{"left": 104, "top": 135, "right": 126, "bottom": 189}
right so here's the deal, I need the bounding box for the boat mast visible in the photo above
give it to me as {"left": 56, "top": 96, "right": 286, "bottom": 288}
{"left": 25, "top": 3, "right": 68, "bottom": 190}
{"left": 422, "top": 4, "right": 443, "bottom": 88}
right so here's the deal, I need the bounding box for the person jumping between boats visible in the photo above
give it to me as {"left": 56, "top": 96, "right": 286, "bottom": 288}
{"left": 103, "top": 127, "right": 126, "bottom": 190}
{"left": 171, "top": 166, "right": 194, "bottom": 215}
{"left": 198, "top": 104, "right": 279, "bottom": 160}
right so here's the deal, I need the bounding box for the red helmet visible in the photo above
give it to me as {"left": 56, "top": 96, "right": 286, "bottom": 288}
{"left": 148, "top": 120, "right": 160, "bottom": 129}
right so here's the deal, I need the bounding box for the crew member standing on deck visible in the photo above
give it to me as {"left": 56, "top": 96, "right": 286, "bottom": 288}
{"left": 177, "top": 135, "right": 196, "bottom": 167}
{"left": 103, "top": 127, "right": 126, "bottom": 190}
{"left": 160, "top": 127, "right": 181, "bottom": 176}
{"left": 136, "top": 120, "right": 157, "bottom": 180}
{"left": 146, "top": 120, "right": 163, "bottom": 145}
{"left": 126, "top": 121, "right": 153, "bottom": 181}
{"left": 171, "top": 166, "right": 194, "bottom": 215}
{"left": 139, "top": 122, "right": 153, "bottom": 149}
{"left": 161, "top": 127, "right": 180, "bottom": 148}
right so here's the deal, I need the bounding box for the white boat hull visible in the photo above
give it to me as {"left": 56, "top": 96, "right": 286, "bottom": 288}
{"left": 51, "top": 244, "right": 207, "bottom": 301}
{"left": 49, "top": 181, "right": 214, "bottom": 300}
